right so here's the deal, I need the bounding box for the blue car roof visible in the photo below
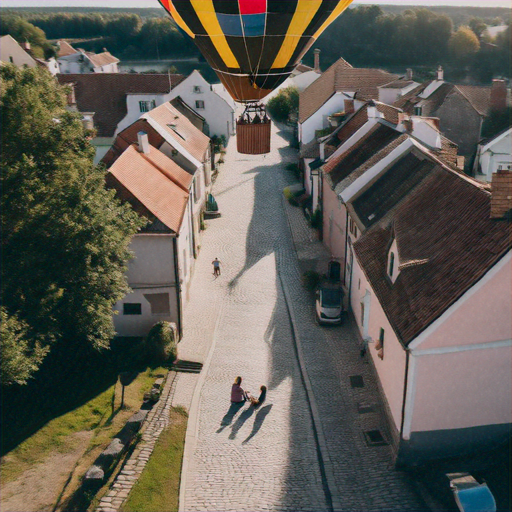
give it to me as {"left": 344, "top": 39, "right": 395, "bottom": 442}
{"left": 457, "top": 485, "right": 496, "bottom": 512}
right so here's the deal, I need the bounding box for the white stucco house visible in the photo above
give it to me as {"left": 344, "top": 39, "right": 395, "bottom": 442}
{"left": 473, "top": 127, "right": 512, "bottom": 182}
{"left": 106, "top": 134, "right": 195, "bottom": 338}
{"left": 167, "top": 70, "right": 236, "bottom": 140}
{"left": 0, "top": 35, "right": 37, "bottom": 69}
{"left": 57, "top": 40, "right": 119, "bottom": 74}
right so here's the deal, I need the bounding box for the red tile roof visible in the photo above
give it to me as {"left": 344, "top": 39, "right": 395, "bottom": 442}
{"left": 57, "top": 73, "right": 185, "bottom": 137}
{"left": 353, "top": 165, "right": 511, "bottom": 345}
{"left": 107, "top": 144, "right": 191, "bottom": 233}
{"left": 86, "top": 51, "right": 119, "bottom": 68}
{"left": 143, "top": 101, "right": 210, "bottom": 164}
{"left": 57, "top": 40, "right": 77, "bottom": 57}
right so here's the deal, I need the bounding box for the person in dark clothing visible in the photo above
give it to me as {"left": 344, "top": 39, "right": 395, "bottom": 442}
{"left": 247, "top": 385, "right": 266, "bottom": 406}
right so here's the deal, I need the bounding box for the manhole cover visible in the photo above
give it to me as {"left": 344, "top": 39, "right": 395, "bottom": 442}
{"left": 357, "top": 403, "right": 375, "bottom": 414}
{"left": 364, "top": 430, "right": 388, "bottom": 446}
{"left": 350, "top": 375, "right": 364, "bottom": 388}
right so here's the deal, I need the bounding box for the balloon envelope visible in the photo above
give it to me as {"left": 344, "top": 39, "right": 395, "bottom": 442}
{"left": 159, "top": 0, "right": 353, "bottom": 102}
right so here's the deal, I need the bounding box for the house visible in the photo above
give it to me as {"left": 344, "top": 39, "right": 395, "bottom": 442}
{"left": 57, "top": 40, "right": 119, "bottom": 74}
{"left": 320, "top": 111, "right": 460, "bottom": 272}
{"left": 106, "top": 133, "right": 194, "bottom": 337}
{"left": 298, "top": 56, "right": 399, "bottom": 145}
{"left": 349, "top": 164, "right": 511, "bottom": 466}
{"left": 395, "top": 69, "right": 509, "bottom": 168}
{"left": 57, "top": 73, "right": 185, "bottom": 163}
{"left": 377, "top": 69, "right": 420, "bottom": 106}
{"left": 101, "top": 101, "right": 212, "bottom": 263}
{"left": 167, "top": 70, "right": 236, "bottom": 140}
{"left": 473, "top": 127, "right": 512, "bottom": 182}
{"left": 0, "top": 35, "right": 37, "bottom": 69}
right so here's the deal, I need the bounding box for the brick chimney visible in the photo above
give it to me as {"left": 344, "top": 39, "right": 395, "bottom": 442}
{"left": 313, "top": 49, "right": 321, "bottom": 73}
{"left": 406, "top": 68, "right": 413, "bottom": 80}
{"left": 137, "top": 131, "right": 150, "bottom": 155}
{"left": 490, "top": 169, "right": 512, "bottom": 219}
{"left": 490, "top": 79, "right": 507, "bottom": 113}
{"left": 437, "top": 65, "right": 444, "bottom": 81}
{"left": 21, "top": 41, "right": 31, "bottom": 52}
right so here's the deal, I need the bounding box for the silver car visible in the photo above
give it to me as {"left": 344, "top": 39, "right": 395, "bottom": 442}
{"left": 315, "top": 285, "right": 343, "bottom": 325}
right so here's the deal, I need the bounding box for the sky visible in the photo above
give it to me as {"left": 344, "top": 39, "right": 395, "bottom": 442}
{"left": 1, "top": 0, "right": 511, "bottom": 7}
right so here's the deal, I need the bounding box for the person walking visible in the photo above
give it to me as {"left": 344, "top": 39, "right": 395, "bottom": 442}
{"left": 212, "top": 257, "right": 221, "bottom": 277}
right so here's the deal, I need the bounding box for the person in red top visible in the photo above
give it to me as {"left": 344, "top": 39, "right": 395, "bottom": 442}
{"left": 231, "top": 376, "right": 247, "bottom": 403}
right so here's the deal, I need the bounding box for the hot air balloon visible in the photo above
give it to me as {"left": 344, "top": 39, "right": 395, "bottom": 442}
{"left": 158, "top": 0, "right": 353, "bottom": 153}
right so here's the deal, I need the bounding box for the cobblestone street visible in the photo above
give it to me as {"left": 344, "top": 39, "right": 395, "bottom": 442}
{"left": 171, "top": 122, "right": 427, "bottom": 512}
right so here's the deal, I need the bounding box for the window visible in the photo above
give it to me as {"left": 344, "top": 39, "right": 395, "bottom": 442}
{"left": 139, "top": 100, "right": 156, "bottom": 113}
{"left": 193, "top": 86, "right": 202, "bottom": 93}
{"left": 9, "top": 56, "right": 14, "bottom": 63}
{"left": 123, "top": 303, "right": 141, "bottom": 315}
{"left": 358, "top": 279, "right": 361, "bottom": 290}
{"left": 376, "top": 328, "right": 385, "bottom": 359}
{"left": 195, "top": 100, "right": 205, "bottom": 110}
{"left": 360, "top": 302, "right": 365, "bottom": 326}
{"left": 388, "top": 252, "right": 395, "bottom": 278}
{"left": 414, "top": 106, "right": 422, "bottom": 116}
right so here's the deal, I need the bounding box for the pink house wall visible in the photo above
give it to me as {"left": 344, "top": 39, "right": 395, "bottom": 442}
{"left": 350, "top": 255, "right": 407, "bottom": 433}
{"left": 415, "top": 253, "right": 512, "bottom": 350}
{"left": 321, "top": 177, "right": 347, "bottom": 268}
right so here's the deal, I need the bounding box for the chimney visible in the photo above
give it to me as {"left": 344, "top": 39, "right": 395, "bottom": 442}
{"left": 406, "top": 68, "right": 413, "bottom": 80}
{"left": 437, "top": 65, "right": 444, "bottom": 81}
{"left": 490, "top": 169, "right": 512, "bottom": 219}
{"left": 456, "top": 156, "right": 465, "bottom": 170}
{"left": 21, "top": 41, "right": 31, "bottom": 52}
{"left": 344, "top": 99, "right": 355, "bottom": 114}
{"left": 313, "top": 49, "right": 321, "bottom": 73}
{"left": 490, "top": 79, "right": 507, "bottom": 112}
{"left": 137, "top": 131, "right": 150, "bottom": 155}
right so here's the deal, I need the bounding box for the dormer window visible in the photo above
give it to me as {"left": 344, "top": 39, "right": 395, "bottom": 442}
{"left": 388, "top": 252, "right": 395, "bottom": 278}
{"left": 414, "top": 106, "right": 422, "bottom": 116}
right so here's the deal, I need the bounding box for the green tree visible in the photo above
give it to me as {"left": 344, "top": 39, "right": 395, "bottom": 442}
{"left": 0, "top": 15, "right": 55, "bottom": 58}
{"left": 448, "top": 26, "right": 481, "bottom": 61}
{"left": 469, "top": 17, "right": 488, "bottom": 40}
{"left": 266, "top": 86, "right": 299, "bottom": 123}
{"left": 0, "top": 65, "right": 145, "bottom": 386}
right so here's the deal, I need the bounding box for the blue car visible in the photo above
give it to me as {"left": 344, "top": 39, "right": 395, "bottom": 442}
{"left": 447, "top": 473, "right": 496, "bottom": 512}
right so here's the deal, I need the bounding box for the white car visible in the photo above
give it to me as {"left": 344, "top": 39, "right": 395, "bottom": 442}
{"left": 315, "top": 285, "right": 343, "bottom": 325}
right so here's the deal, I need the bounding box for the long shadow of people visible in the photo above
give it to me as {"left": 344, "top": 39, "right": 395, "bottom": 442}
{"left": 216, "top": 402, "right": 245, "bottom": 433}
{"left": 242, "top": 404, "right": 273, "bottom": 444}
{"left": 228, "top": 406, "right": 255, "bottom": 440}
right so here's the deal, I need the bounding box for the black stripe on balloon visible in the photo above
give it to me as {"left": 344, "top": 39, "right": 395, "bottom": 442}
{"left": 265, "top": 11, "right": 295, "bottom": 37}
{"left": 287, "top": 35, "right": 315, "bottom": 67}
{"left": 212, "top": 0, "right": 240, "bottom": 15}
{"left": 172, "top": 0, "right": 208, "bottom": 35}
{"left": 195, "top": 35, "right": 229, "bottom": 73}
{"left": 302, "top": 0, "right": 341, "bottom": 37}
{"left": 267, "top": 0, "right": 298, "bottom": 13}
{"left": 224, "top": 35, "right": 252, "bottom": 72}
{"left": 259, "top": 35, "right": 286, "bottom": 69}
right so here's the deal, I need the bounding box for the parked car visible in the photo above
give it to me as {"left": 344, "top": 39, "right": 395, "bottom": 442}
{"left": 315, "top": 284, "right": 343, "bottom": 325}
{"left": 447, "top": 473, "right": 496, "bottom": 512}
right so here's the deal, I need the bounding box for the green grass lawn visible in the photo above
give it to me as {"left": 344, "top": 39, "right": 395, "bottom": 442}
{"left": 121, "top": 407, "right": 188, "bottom": 512}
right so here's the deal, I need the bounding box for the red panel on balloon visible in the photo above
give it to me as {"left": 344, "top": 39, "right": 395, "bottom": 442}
{"left": 238, "top": 0, "right": 266, "bottom": 15}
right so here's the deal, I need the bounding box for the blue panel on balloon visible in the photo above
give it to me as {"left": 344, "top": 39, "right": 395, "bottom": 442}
{"left": 216, "top": 13, "right": 243, "bottom": 36}
{"left": 242, "top": 13, "right": 266, "bottom": 36}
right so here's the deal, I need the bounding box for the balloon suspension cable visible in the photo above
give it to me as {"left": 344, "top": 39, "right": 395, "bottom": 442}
{"left": 237, "top": 102, "right": 270, "bottom": 126}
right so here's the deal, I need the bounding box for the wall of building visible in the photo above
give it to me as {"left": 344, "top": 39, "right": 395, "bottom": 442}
{"left": 300, "top": 93, "right": 345, "bottom": 144}
{"left": 322, "top": 181, "right": 347, "bottom": 266}
{"left": 0, "top": 36, "right": 37, "bottom": 68}
{"left": 58, "top": 53, "right": 94, "bottom": 74}
{"left": 116, "top": 93, "right": 171, "bottom": 135}
{"left": 436, "top": 91, "right": 482, "bottom": 160}
{"left": 478, "top": 130, "right": 512, "bottom": 181}
{"left": 169, "top": 71, "right": 235, "bottom": 140}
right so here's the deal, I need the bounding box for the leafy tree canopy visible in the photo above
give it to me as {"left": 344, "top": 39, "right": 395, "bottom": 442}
{"left": 0, "top": 65, "right": 145, "bottom": 386}
{"left": 448, "top": 26, "right": 481, "bottom": 61}
{"left": 266, "top": 86, "right": 299, "bottom": 124}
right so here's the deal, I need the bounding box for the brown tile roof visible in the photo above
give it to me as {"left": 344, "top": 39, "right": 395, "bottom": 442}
{"left": 352, "top": 151, "right": 437, "bottom": 228}
{"left": 107, "top": 144, "right": 191, "bottom": 233}
{"left": 395, "top": 81, "right": 492, "bottom": 117}
{"left": 380, "top": 78, "right": 416, "bottom": 89}
{"left": 353, "top": 166, "right": 511, "bottom": 346}
{"left": 296, "top": 63, "right": 314, "bottom": 73}
{"left": 86, "top": 51, "right": 119, "bottom": 68}
{"left": 334, "top": 68, "right": 399, "bottom": 101}
{"left": 57, "top": 73, "right": 185, "bottom": 137}
{"left": 57, "top": 40, "right": 77, "bottom": 57}
{"left": 143, "top": 101, "right": 210, "bottom": 163}
{"left": 324, "top": 123, "right": 403, "bottom": 187}
{"left": 334, "top": 105, "right": 369, "bottom": 146}
{"left": 373, "top": 101, "right": 402, "bottom": 125}
{"left": 456, "top": 85, "right": 492, "bottom": 116}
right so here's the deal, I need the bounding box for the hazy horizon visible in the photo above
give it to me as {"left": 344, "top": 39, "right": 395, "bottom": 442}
{"left": 1, "top": 0, "right": 511, "bottom": 8}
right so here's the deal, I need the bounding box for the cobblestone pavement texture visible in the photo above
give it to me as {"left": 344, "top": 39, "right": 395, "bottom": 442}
{"left": 173, "top": 122, "right": 428, "bottom": 512}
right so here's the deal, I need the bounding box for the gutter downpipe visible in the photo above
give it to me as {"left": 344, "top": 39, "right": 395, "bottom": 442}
{"left": 172, "top": 236, "right": 183, "bottom": 340}
{"left": 398, "top": 348, "right": 410, "bottom": 463}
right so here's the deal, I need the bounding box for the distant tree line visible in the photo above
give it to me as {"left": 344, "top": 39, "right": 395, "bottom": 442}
{"left": 304, "top": 6, "right": 510, "bottom": 82}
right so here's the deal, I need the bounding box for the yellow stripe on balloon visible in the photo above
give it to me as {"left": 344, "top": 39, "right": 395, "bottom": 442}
{"left": 312, "top": 0, "right": 353, "bottom": 39}
{"left": 190, "top": 0, "right": 239, "bottom": 68}
{"left": 166, "top": 0, "right": 195, "bottom": 38}
{"left": 271, "top": 0, "right": 322, "bottom": 69}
